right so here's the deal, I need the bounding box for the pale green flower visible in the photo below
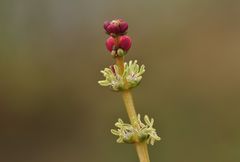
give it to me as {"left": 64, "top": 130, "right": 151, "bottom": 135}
{"left": 98, "top": 60, "right": 145, "bottom": 91}
{"left": 111, "top": 114, "right": 161, "bottom": 145}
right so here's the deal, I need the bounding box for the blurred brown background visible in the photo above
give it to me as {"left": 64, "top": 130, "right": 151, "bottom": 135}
{"left": 1, "top": 0, "right": 240, "bottom": 162}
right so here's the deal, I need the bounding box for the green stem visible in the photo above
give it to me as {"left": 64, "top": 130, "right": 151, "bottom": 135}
{"left": 116, "top": 56, "right": 150, "bottom": 162}
{"left": 122, "top": 90, "right": 138, "bottom": 126}
{"left": 122, "top": 90, "right": 150, "bottom": 162}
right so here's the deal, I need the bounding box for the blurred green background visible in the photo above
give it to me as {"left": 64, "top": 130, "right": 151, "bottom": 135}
{"left": 1, "top": 0, "right": 240, "bottom": 162}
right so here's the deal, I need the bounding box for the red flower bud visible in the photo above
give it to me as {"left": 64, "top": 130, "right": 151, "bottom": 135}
{"left": 105, "top": 36, "right": 115, "bottom": 52}
{"left": 107, "top": 23, "right": 120, "bottom": 34}
{"left": 103, "top": 21, "right": 111, "bottom": 31}
{"left": 105, "top": 35, "right": 132, "bottom": 53}
{"left": 119, "top": 36, "right": 132, "bottom": 52}
{"left": 118, "top": 19, "right": 128, "bottom": 33}
{"left": 104, "top": 19, "right": 128, "bottom": 35}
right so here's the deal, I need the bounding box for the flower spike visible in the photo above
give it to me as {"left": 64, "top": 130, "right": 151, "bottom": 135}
{"left": 99, "top": 19, "right": 161, "bottom": 162}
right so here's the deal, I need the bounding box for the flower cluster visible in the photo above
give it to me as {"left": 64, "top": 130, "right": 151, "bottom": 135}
{"left": 104, "top": 19, "right": 128, "bottom": 35}
{"left": 111, "top": 114, "right": 161, "bottom": 145}
{"left": 104, "top": 19, "right": 132, "bottom": 57}
{"left": 98, "top": 60, "right": 145, "bottom": 91}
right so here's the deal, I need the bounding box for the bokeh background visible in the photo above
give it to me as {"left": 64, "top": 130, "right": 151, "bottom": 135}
{"left": 1, "top": 0, "right": 240, "bottom": 162}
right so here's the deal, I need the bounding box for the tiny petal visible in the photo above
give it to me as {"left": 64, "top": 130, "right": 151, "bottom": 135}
{"left": 103, "top": 21, "right": 111, "bottom": 31}
{"left": 108, "top": 23, "right": 120, "bottom": 34}
{"left": 105, "top": 36, "right": 115, "bottom": 52}
{"left": 119, "top": 19, "right": 128, "bottom": 33}
{"left": 119, "top": 36, "right": 132, "bottom": 52}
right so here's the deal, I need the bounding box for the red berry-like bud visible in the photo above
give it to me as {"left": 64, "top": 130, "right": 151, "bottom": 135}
{"left": 105, "top": 36, "right": 115, "bottom": 52}
{"left": 118, "top": 19, "right": 128, "bottom": 33}
{"left": 104, "top": 19, "right": 128, "bottom": 35}
{"left": 107, "top": 23, "right": 120, "bottom": 34}
{"left": 119, "top": 36, "right": 132, "bottom": 52}
{"left": 103, "top": 21, "right": 111, "bottom": 31}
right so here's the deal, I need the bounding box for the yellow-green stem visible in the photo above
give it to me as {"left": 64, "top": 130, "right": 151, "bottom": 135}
{"left": 116, "top": 56, "right": 150, "bottom": 162}
{"left": 115, "top": 56, "right": 125, "bottom": 75}
{"left": 135, "top": 142, "right": 150, "bottom": 162}
{"left": 122, "top": 90, "right": 150, "bottom": 162}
